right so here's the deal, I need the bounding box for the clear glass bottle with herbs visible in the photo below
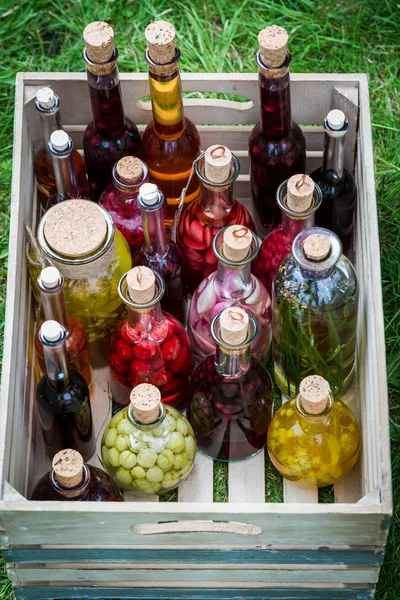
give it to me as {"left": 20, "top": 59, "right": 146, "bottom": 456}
{"left": 272, "top": 228, "right": 358, "bottom": 398}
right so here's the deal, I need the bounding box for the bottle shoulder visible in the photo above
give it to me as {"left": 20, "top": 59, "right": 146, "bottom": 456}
{"left": 142, "top": 118, "right": 201, "bottom": 151}
{"left": 310, "top": 167, "right": 356, "bottom": 200}
{"left": 36, "top": 371, "right": 89, "bottom": 413}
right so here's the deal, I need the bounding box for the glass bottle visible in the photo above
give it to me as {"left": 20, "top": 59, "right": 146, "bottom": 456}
{"left": 142, "top": 20, "right": 201, "bottom": 230}
{"left": 253, "top": 174, "right": 322, "bottom": 295}
{"left": 268, "top": 375, "right": 361, "bottom": 487}
{"left": 310, "top": 109, "right": 356, "bottom": 256}
{"left": 134, "top": 183, "right": 185, "bottom": 325}
{"left": 34, "top": 266, "right": 92, "bottom": 391}
{"left": 272, "top": 228, "right": 358, "bottom": 398}
{"left": 101, "top": 383, "right": 196, "bottom": 494}
{"left": 109, "top": 266, "right": 192, "bottom": 409}
{"left": 31, "top": 449, "right": 124, "bottom": 501}
{"left": 28, "top": 199, "right": 132, "bottom": 342}
{"left": 189, "top": 225, "right": 271, "bottom": 365}
{"left": 36, "top": 321, "right": 95, "bottom": 460}
{"left": 178, "top": 145, "right": 256, "bottom": 295}
{"left": 82, "top": 21, "right": 142, "bottom": 200}
{"left": 249, "top": 25, "right": 306, "bottom": 233}
{"left": 34, "top": 87, "right": 87, "bottom": 207}
{"left": 99, "top": 156, "right": 149, "bottom": 256}
{"left": 46, "top": 130, "right": 91, "bottom": 210}
{"left": 188, "top": 307, "right": 274, "bottom": 461}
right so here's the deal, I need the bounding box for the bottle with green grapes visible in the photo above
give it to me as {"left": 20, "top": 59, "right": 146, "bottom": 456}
{"left": 267, "top": 375, "right": 361, "bottom": 487}
{"left": 101, "top": 383, "right": 197, "bottom": 495}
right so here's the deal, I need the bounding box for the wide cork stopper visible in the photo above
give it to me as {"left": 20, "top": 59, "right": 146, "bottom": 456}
{"left": 220, "top": 307, "right": 249, "bottom": 346}
{"left": 130, "top": 383, "right": 161, "bottom": 424}
{"left": 84, "top": 21, "right": 114, "bottom": 63}
{"left": 52, "top": 449, "right": 84, "bottom": 488}
{"left": 299, "top": 375, "right": 331, "bottom": 414}
{"left": 223, "top": 226, "right": 252, "bottom": 262}
{"left": 127, "top": 266, "right": 156, "bottom": 304}
{"left": 204, "top": 145, "right": 232, "bottom": 183}
{"left": 258, "top": 25, "right": 288, "bottom": 68}
{"left": 303, "top": 233, "right": 331, "bottom": 261}
{"left": 43, "top": 200, "right": 108, "bottom": 258}
{"left": 287, "top": 174, "right": 314, "bottom": 212}
{"left": 116, "top": 156, "right": 143, "bottom": 183}
{"left": 145, "top": 20, "right": 176, "bottom": 64}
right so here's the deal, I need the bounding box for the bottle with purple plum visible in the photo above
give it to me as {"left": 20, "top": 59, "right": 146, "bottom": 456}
{"left": 249, "top": 25, "right": 306, "bottom": 233}
{"left": 82, "top": 21, "right": 142, "bottom": 199}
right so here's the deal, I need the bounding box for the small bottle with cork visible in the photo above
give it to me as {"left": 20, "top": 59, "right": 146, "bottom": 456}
{"left": 101, "top": 383, "right": 197, "bottom": 495}
{"left": 31, "top": 449, "right": 124, "bottom": 501}
{"left": 253, "top": 174, "right": 322, "bottom": 295}
{"left": 268, "top": 375, "right": 361, "bottom": 487}
{"left": 188, "top": 307, "right": 274, "bottom": 461}
{"left": 177, "top": 145, "right": 256, "bottom": 295}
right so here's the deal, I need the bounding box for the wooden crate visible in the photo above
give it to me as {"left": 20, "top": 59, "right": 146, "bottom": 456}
{"left": 0, "top": 71, "right": 391, "bottom": 600}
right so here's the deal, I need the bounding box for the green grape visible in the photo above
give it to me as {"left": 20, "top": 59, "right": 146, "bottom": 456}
{"left": 119, "top": 450, "right": 137, "bottom": 470}
{"left": 133, "top": 479, "right": 156, "bottom": 494}
{"left": 174, "top": 451, "right": 188, "bottom": 471}
{"left": 108, "top": 447, "right": 120, "bottom": 468}
{"left": 131, "top": 466, "right": 146, "bottom": 479}
{"left": 150, "top": 482, "right": 161, "bottom": 494}
{"left": 115, "top": 435, "right": 129, "bottom": 453}
{"left": 109, "top": 409, "right": 126, "bottom": 428}
{"left": 146, "top": 466, "right": 164, "bottom": 483}
{"left": 115, "top": 467, "right": 132, "bottom": 488}
{"left": 176, "top": 419, "right": 189, "bottom": 437}
{"left": 117, "top": 419, "right": 135, "bottom": 435}
{"left": 185, "top": 435, "right": 196, "bottom": 459}
{"left": 157, "top": 449, "right": 175, "bottom": 471}
{"left": 161, "top": 471, "right": 178, "bottom": 489}
{"left": 137, "top": 449, "right": 158, "bottom": 468}
{"left": 166, "top": 414, "right": 177, "bottom": 432}
{"left": 167, "top": 431, "right": 185, "bottom": 454}
{"left": 101, "top": 445, "right": 110, "bottom": 467}
{"left": 105, "top": 427, "right": 117, "bottom": 448}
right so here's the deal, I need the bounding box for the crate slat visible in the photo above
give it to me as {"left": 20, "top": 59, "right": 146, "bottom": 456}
{"left": 178, "top": 453, "right": 214, "bottom": 503}
{"left": 228, "top": 452, "right": 265, "bottom": 503}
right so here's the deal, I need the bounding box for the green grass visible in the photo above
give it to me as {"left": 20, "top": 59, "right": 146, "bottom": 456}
{"left": 0, "top": 0, "right": 399, "bottom": 597}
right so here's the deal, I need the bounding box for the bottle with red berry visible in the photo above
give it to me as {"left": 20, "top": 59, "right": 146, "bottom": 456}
{"left": 99, "top": 156, "right": 149, "bottom": 256}
{"left": 109, "top": 265, "right": 192, "bottom": 409}
{"left": 177, "top": 145, "right": 256, "bottom": 296}
{"left": 82, "top": 21, "right": 142, "bottom": 200}
{"left": 249, "top": 25, "right": 306, "bottom": 233}
{"left": 253, "top": 174, "right": 322, "bottom": 295}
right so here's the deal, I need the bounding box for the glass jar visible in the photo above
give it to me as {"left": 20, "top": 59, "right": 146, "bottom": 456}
{"left": 267, "top": 375, "right": 361, "bottom": 486}
{"left": 272, "top": 228, "right": 358, "bottom": 398}
{"left": 101, "top": 383, "right": 197, "bottom": 495}
{"left": 28, "top": 199, "right": 132, "bottom": 342}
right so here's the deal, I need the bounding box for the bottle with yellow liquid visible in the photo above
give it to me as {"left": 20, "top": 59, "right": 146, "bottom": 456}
{"left": 267, "top": 375, "right": 361, "bottom": 487}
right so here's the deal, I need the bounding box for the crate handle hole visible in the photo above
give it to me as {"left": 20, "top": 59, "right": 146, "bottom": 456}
{"left": 137, "top": 97, "right": 254, "bottom": 112}
{"left": 131, "top": 520, "right": 262, "bottom": 535}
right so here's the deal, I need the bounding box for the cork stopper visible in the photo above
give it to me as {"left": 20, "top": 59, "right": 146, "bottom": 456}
{"left": 223, "top": 226, "right": 252, "bottom": 262}
{"left": 116, "top": 157, "right": 143, "bottom": 183}
{"left": 84, "top": 21, "right": 114, "bottom": 63}
{"left": 36, "top": 87, "right": 56, "bottom": 109}
{"left": 50, "top": 130, "right": 70, "bottom": 152}
{"left": 286, "top": 174, "right": 314, "bottom": 212}
{"left": 204, "top": 145, "right": 232, "bottom": 183}
{"left": 303, "top": 233, "right": 331, "bottom": 261}
{"left": 126, "top": 266, "right": 156, "bottom": 304}
{"left": 52, "top": 449, "right": 84, "bottom": 488}
{"left": 258, "top": 25, "right": 288, "bottom": 68}
{"left": 145, "top": 20, "right": 176, "bottom": 64}
{"left": 299, "top": 375, "right": 331, "bottom": 414}
{"left": 130, "top": 383, "right": 161, "bottom": 424}
{"left": 220, "top": 307, "right": 249, "bottom": 346}
{"left": 327, "top": 109, "right": 345, "bottom": 131}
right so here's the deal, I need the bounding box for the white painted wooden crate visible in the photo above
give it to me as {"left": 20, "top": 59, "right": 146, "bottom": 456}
{"left": 0, "top": 72, "right": 391, "bottom": 600}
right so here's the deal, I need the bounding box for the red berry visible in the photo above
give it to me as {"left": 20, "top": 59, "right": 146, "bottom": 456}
{"left": 110, "top": 353, "right": 130, "bottom": 374}
{"left": 161, "top": 336, "right": 181, "bottom": 361}
{"left": 116, "top": 340, "right": 134, "bottom": 362}
{"left": 170, "top": 346, "right": 191, "bottom": 373}
{"left": 184, "top": 235, "right": 206, "bottom": 251}
{"left": 150, "top": 369, "right": 168, "bottom": 387}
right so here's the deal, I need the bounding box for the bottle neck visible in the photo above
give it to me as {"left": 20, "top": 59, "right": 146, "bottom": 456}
{"left": 42, "top": 340, "right": 70, "bottom": 389}
{"left": 86, "top": 58, "right": 125, "bottom": 136}
{"left": 147, "top": 53, "right": 185, "bottom": 139}
{"left": 141, "top": 202, "right": 168, "bottom": 255}
{"left": 258, "top": 61, "right": 292, "bottom": 140}
{"left": 216, "top": 260, "right": 252, "bottom": 287}
{"left": 39, "top": 284, "right": 70, "bottom": 332}
{"left": 322, "top": 131, "right": 345, "bottom": 182}
{"left": 200, "top": 183, "right": 235, "bottom": 219}
{"left": 127, "top": 301, "right": 164, "bottom": 328}
{"left": 50, "top": 465, "right": 90, "bottom": 499}
{"left": 281, "top": 212, "right": 315, "bottom": 234}
{"left": 39, "top": 110, "right": 62, "bottom": 159}
{"left": 214, "top": 345, "right": 251, "bottom": 378}
{"left": 52, "top": 151, "right": 79, "bottom": 199}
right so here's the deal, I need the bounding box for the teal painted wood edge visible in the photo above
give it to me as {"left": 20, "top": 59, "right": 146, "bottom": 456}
{"left": 3, "top": 547, "right": 384, "bottom": 566}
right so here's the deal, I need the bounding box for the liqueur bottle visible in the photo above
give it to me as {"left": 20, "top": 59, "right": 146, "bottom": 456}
{"left": 268, "top": 375, "right": 361, "bottom": 486}
{"left": 189, "top": 225, "right": 271, "bottom": 364}
{"left": 134, "top": 183, "right": 185, "bottom": 324}
{"left": 178, "top": 145, "right": 256, "bottom": 295}
{"left": 34, "top": 87, "right": 87, "bottom": 207}
{"left": 272, "top": 228, "right": 358, "bottom": 398}
{"left": 34, "top": 266, "right": 92, "bottom": 391}
{"left": 249, "top": 26, "right": 306, "bottom": 232}
{"left": 46, "top": 130, "right": 91, "bottom": 209}
{"left": 253, "top": 174, "right": 322, "bottom": 295}
{"left": 142, "top": 20, "right": 201, "bottom": 229}
{"left": 109, "top": 266, "right": 192, "bottom": 409}
{"left": 82, "top": 21, "right": 142, "bottom": 199}
{"left": 36, "top": 321, "right": 95, "bottom": 460}
{"left": 310, "top": 109, "right": 356, "bottom": 256}
{"left": 188, "top": 307, "right": 274, "bottom": 461}
{"left": 101, "top": 383, "right": 196, "bottom": 494}
{"left": 99, "top": 156, "right": 148, "bottom": 256}
{"left": 31, "top": 449, "right": 124, "bottom": 501}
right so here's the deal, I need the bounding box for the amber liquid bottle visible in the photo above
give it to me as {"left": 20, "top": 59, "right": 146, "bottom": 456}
{"left": 142, "top": 20, "right": 201, "bottom": 231}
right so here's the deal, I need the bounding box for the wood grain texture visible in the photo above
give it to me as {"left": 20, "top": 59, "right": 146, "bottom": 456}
{"left": 228, "top": 452, "right": 265, "bottom": 503}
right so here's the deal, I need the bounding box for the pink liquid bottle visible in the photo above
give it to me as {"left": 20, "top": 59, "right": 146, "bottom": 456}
{"left": 249, "top": 25, "right": 306, "bottom": 233}
{"left": 253, "top": 174, "right": 322, "bottom": 295}
{"left": 109, "top": 266, "right": 192, "bottom": 409}
{"left": 189, "top": 225, "right": 271, "bottom": 365}
{"left": 178, "top": 145, "right": 256, "bottom": 295}
{"left": 99, "top": 156, "right": 149, "bottom": 256}
{"left": 188, "top": 307, "right": 274, "bottom": 461}
{"left": 82, "top": 22, "right": 142, "bottom": 200}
